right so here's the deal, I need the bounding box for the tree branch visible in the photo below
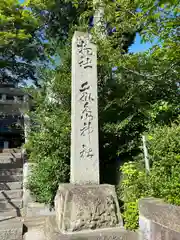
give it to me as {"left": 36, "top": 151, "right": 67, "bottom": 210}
{"left": 121, "top": 63, "right": 179, "bottom": 78}
{"left": 121, "top": 62, "right": 178, "bottom": 79}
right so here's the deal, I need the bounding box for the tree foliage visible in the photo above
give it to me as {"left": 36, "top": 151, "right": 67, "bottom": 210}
{"left": 25, "top": 0, "right": 180, "bottom": 204}
{"left": 25, "top": 47, "right": 71, "bottom": 204}
{"left": 119, "top": 118, "right": 180, "bottom": 230}
{"left": 0, "top": 0, "right": 47, "bottom": 85}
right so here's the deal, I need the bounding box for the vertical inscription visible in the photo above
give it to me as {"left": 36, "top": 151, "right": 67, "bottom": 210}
{"left": 77, "top": 36, "right": 93, "bottom": 69}
{"left": 77, "top": 36, "right": 95, "bottom": 162}
{"left": 71, "top": 31, "right": 99, "bottom": 184}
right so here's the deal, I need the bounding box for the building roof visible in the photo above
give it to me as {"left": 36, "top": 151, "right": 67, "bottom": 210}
{"left": 0, "top": 87, "right": 30, "bottom": 96}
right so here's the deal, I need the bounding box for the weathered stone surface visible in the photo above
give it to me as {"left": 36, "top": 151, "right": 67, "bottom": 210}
{"left": 45, "top": 216, "right": 140, "bottom": 240}
{"left": 0, "top": 228, "right": 22, "bottom": 240}
{"left": 71, "top": 31, "right": 99, "bottom": 185}
{"left": 152, "top": 222, "right": 180, "bottom": 240}
{"left": 0, "top": 217, "right": 22, "bottom": 240}
{"left": 139, "top": 197, "right": 180, "bottom": 232}
{"left": 55, "top": 184, "right": 123, "bottom": 233}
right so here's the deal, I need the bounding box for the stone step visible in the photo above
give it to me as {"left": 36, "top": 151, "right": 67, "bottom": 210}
{"left": 0, "top": 198, "right": 22, "bottom": 211}
{"left": 0, "top": 189, "right": 23, "bottom": 200}
{"left": 0, "top": 174, "right": 23, "bottom": 182}
{"left": 0, "top": 154, "right": 22, "bottom": 164}
{"left": 0, "top": 162, "right": 23, "bottom": 169}
{"left": 0, "top": 217, "right": 23, "bottom": 240}
{"left": 0, "top": 153, "right": 22, "bottom": 160}
{"left": 0, "top": 168, "right": 23, "bottom": 176}
{"left": 0, "top": 181, "right": 22, "bottom": 190}
{"left": 0, "top": 208, "right": 22, "bottom": 218}
{"left": 0, "top": 148, "right": 21, "bottom": 154}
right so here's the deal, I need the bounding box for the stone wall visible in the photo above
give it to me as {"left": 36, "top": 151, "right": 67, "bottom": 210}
{"left": 139, "top": 197, "right": 180, "bottom": 240}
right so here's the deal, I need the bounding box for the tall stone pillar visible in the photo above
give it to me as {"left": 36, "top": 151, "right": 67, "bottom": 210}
{"left": 49, "top": 32, "right": 129, "bottom": 240}
{"left": 71, "top": 31, "right": 99, "bottom": 185}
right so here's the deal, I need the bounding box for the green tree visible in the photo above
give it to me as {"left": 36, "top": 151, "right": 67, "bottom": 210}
{"left": 119, "top": 118, "right": 180, "bottom": 230}
{"left": 0, "top": 0, "right": 47, "bottom": 85}
{"left": 26, "top": 0, "right": 179, "bottom": 203}
{"left": 25, "top": 47, "right": 71, "bottom": 204}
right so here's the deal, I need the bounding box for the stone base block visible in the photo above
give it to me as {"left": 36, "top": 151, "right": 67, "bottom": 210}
{"left": 55, "top": 184, "right": 123, "bottom": 233}
{"left": 45, "top": 216, "right": 141, "bottom": 240}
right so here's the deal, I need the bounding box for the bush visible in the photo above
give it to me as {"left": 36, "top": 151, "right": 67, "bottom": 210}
{"left": 118, "top": 161, "right": 150, "bottom": 230}
{"left": 25, "top": 107, "right": 71, "bottom": 205}
{"left": 118, "top": 119, "right": 180, "bottom": 230}
{"left": 25, "top": 59, "right": 72, "bottom": 204}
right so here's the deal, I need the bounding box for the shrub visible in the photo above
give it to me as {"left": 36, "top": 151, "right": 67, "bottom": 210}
{"left": 25, "top": 107, "right": 70, "bottom": 205}
{"left": 118, "top": 119, "right": 180, "bottom": 230}
{"left": 118, "top": 161, "right": 150, "bottom": 229}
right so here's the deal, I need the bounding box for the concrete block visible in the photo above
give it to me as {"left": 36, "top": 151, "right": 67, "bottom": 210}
{"left": 151, "top": 221, "right": 180, "bottom": 240}
{"left": 139, "top": 197, "right": 180, "bottom": 232}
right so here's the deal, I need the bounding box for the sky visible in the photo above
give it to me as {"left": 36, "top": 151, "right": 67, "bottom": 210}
{"left": 128, "top": 33, "right": 153, "bottom": 53}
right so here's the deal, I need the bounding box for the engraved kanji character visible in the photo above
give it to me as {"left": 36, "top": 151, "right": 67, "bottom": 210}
{"left": 79, "top": 81, "right": 90, "bottom": 92}
{"left": 76, "top": 37, "right": 93, "bottom": 68}
{"left": 80, "top": 144, "right": 94, "bottom": 158}
{"left": 80, "top": 121, "right": 93, "bottom": 136}
{"left": 80, "top": 92, "right": 94, "bottom": 102}
{"left": 81, "top": 102, "right": 93, "bottom": 121}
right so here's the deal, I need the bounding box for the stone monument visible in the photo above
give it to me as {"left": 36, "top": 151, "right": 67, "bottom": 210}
{"left": 44, "top": 31, "right": 139, "bottom": 240}
{"left": 70, "top": 31, "right": 99, "bottom": 185}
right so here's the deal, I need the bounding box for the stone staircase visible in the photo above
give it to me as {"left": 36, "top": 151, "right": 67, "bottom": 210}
{"left": 0, "top": 148, "right": 23, "bottom": 240}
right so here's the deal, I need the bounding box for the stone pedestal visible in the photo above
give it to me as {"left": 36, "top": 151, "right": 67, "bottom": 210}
{"left": 54, "top": 184, "right": 123, "bottom": 233}
{"left": 45, "top": 216, "right": 140, "bottom": 240}
{"left": 42, "top": 183, "right": 141, "bottom": 240}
